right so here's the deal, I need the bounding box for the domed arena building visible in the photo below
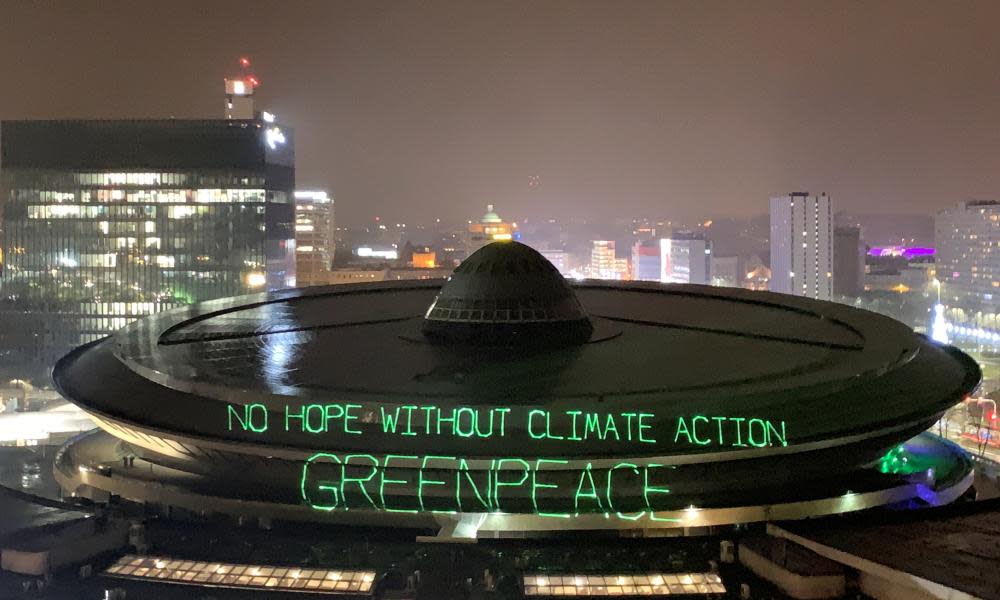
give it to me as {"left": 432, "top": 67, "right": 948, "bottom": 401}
{"left": 53, "top": 241, "right": 981, "bottom": 538}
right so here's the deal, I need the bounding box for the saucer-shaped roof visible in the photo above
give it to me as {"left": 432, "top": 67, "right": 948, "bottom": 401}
{"left": 421, "top": 241, "right": 593, "bottom": 345}
{"left": 53, "top": 277, "right": 980, "bottom": 463}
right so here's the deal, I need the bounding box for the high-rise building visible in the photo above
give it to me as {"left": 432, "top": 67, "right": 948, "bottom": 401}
{"left": 935, "top": 200, "right": 999, "bottom": 310}
{"left": 833, "top": 226, "right": 864, "bottom": 297}
{"left": 631, "top": 241, "right": 661, "bottom": 282}
{"left": 660, "top": 234, "right": 711, "bottom": 284}
{"left": 294, "top": 190, "right": 335, "bottom": 287}
{"left": 590, "top": 241, "right": 628, "bottom": 280}
{"left": 0, "top": 119, "right": 295, "bottom": 382}
{"left": 769, "top": 192, "right": 833, "bottom": 299}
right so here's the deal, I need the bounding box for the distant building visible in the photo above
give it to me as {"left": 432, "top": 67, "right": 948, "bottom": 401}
{"left": 936, "top": 200, "right": 999, "bottom": 310}
{"left": 590, "top": 241, "right": 629, "bottom": 280}
{"left": 411, "top": 250, "right": 437, "bottom": 269}
{"left": 770, "top": 192, "right": 833, "bottom": 299}
{"left": 710, "top": 256, "right": 741, "bottom": 288}
{"left": 385, "top": 266, "right": 453, "bottom": 281}
{"left": 539, "top": 250, "right": 571, "bottom": 276}
{"left": 353, "top": 246, "right": 398, "bottom": 261}
{"left": 294, "top": 190, "right": 335, "bottom": 287}
{"left": 864, "top": 265, "right": 934, "bottom": 295}
{"left": 743, "top": 255, "right": 771, "bottom": 291}
{"left": 631, "top": 219, "right": 661, "bottom": 241}
{"left": 661, "top": 234, "right": 711, "bottom": 285}
{"left": 833, "top": 226, "right": 864, "bottom": 297}
{"left": 317, "top": 266, "right": 452, "bottom": 285}
{"left": 465, "top": 205, "right": 514, "bottom": 256}
{"left": 0, "top": 118, "right": 296, "bottom": 382}
{"left": 631, "top": 241, "right": 661, "bottom": 282}
{"left": 320, "top": 268, "right": 388, "bottom": 284}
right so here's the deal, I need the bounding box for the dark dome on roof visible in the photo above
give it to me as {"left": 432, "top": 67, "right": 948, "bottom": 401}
{"left": 422, "top": 241, "right": 593, "bottom": 346}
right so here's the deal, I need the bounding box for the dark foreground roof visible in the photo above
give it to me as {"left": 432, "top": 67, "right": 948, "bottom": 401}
{"left": 773, "top": 497, "right": 1000, "bottom": 600}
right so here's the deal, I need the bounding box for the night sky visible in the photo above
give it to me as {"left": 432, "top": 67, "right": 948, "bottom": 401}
{"left": 1, "top": 1, "right": 998, "bottom": 226}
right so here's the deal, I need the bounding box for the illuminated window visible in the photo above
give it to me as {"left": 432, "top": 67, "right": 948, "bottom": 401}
{"left": 168, "top": 205, "right": 197, "bottom": 219}
{"left": 522, "top": 573, "right": 724, "bottom": 596}
{"left": 104, "top": 555, "right": 375, "bottom": 595}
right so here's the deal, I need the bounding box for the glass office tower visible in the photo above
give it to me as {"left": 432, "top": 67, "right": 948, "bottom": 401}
{"left": 0, "top": 119, "right": 295, "bottom": 382}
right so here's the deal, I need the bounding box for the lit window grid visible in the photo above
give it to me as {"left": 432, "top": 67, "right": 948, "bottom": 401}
{"left": 935, "top": 205, "right": 999, "bottom": 305}
{"left": 1, "top": 172, "right": 284, "bottom": 344}
{"left": 104, "top": 555, "right": 375, "bottom": 594}
{"left": 294, "top": 197, "right": 334, "bottom": 287}
{"left": 523, "top": 573, "right": 724, "bottom": 597}
{"left": 771, "top": 195, "right": 832, "bottom": 300}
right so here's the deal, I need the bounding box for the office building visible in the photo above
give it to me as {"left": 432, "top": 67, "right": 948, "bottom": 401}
{"left": 660, "top": 234, "right": 711, "bottom": 284}
{"left": 769, "top": 192, "right": 833, "bottom": 299}
{"left": 590, "top": 240, "right": 628, "bottom": 280}
{"left": 631, "top": 241, "right": 661, "bottom": 282}
{"left": 294, "top": 190, "right": 335, "bottom": 287}
{"left": 0, "top": 119, "right": 295, "bottom": 381}
{"left": 833, "top": 226, "right": 864, "bottom": 297}
{"left": 465, "top": 204, "right": 514, "bottom": 256}
{"left": 539, "top": 250, "right": 570, "bottom": 276}
{"left": 935, "top": 200, "right": 999, "bottom": 310}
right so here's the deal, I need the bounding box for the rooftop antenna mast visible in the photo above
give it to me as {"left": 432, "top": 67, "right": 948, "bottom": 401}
{"left": 224, "top": 56, "right": 260, "bottom": 119}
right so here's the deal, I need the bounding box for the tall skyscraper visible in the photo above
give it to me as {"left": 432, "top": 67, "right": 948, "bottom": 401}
{"left": 769, "top": 192, "right": 833, "bottom": 299}
{"left": 833, "top": 226, "right": 864, "bottom": 297}
{"left": 935, "top": 200, "right": 999, "bottom": 310}
{"left": 294, "top": 190, "right": 335, "bottom": 287}
{"left": 0, "top": 118, "right": 295, "bottom": 382}
{"left": 660, "top": 234, "right": 711, "bottom": 284}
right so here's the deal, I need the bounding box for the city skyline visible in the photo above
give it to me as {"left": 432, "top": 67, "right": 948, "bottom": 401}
{"left": 1, "top": 3, "right": 999, "bottom": 595}
{"left": 1, "top": 1, "right": 998, "bottom": 226}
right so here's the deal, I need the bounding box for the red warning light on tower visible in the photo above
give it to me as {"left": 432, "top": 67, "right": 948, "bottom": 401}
{"left": 224, "top": 56, "right": 258, "bottom": 119}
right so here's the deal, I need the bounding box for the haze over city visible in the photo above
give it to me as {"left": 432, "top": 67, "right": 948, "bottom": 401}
{"left": 1, "top": 3, "right": 1000, "bottom": 599}
{"left": 2, "top": 0, "right": 998, "bottom": 226}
